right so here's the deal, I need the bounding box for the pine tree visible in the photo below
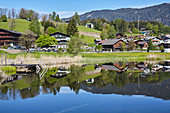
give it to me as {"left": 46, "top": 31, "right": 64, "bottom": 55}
{"left": 55, "top": 15, "right": 60, "bottom": 22}
{"left": 73, "top": 12, "right": 80, "bottom": 25}
{"left": 67, "top": 18, "right": 78, "bottom": 36}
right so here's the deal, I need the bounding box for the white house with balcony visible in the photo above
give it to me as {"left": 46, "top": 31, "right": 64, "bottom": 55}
{"left": 49, "top": 32, "right": 70, "bottom": 49}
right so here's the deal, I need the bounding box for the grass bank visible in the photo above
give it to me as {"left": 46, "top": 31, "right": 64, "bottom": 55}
{"left": 82, "top": 52, "right": 170, "bottom": 62}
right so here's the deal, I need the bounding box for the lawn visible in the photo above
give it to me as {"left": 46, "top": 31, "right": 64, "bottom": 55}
{"left": 0, "top": 19, "right": 44, "bottom": 33}
{"left": 78, "top": 25, "right": 101, "bottom": 33}
{"left": 83, "top": 35, "right": 100, "bottom": 43}
{"left": 82, "top": 52, "right": 170, "bottom": 61}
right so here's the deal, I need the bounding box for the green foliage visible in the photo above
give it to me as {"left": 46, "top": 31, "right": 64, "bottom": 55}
{"left": 128, "top": 40, "right": 136, "bottom": 51}
{"left": 147, "top": 39, "right": 154, "bottom": 52}
{"left": 55, "top": 15, "right": 60, "bottom": 22}
{"left": 95, "top": 45, "right": 103, "bottom": 52}
{"left": 67, "top": 18, "right": 78, "bottom": 36}
{"left": 35, "top": 35, "right": 58, "bottom": 47}
{"left": 160, "top": 45, "right": 164, "bottom": 51}
{"left": 152, "top": 25, "right": 159, "bottom": 34}
{"left": 120, "top": 42, "right": 126, "bottom": 51}
{"left": 100, "top": 24, "right": 108, "bottom": 40}
{"left": 0, "top": 15, "right": 7, "bottom": 22}
{"left": 114, "top": 19, "right": 122, "bottom": 33}
{"left": 73, "top": 12, "right": 80, "bottom": 25}
{"left": 67, "top": 34, "right": 83, "bottom": 55}
{"left": 47, "top": 27, "right": 57, "bottom": 35}
{"left": 146, "top": 23, "right": 153, "bottom": 30}
{"left": 29, "top": 19, "right": 41, "bottom": 36}
{"left": 108, "top": 25, "right": 116, "bottom": 38}
{"left": 56, "top": 23, "right": 67, "bottom": 34}
{"left": 0, "top": 66, "right": 16, "bottom": 72}
{"left": 132, "top": 27, "right": 139, "bottom": 34}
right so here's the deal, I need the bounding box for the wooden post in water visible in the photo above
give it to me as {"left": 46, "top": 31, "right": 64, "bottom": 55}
{"left": 1, "top": 54, "right": 3, "bottom": 66}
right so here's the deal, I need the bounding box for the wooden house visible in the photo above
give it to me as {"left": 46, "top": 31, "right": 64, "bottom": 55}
{"left": 101, "top": 39, "right": 126, "bottom": 51}
{"left": 0, "top": 29, "right": 22, "bottom": 46}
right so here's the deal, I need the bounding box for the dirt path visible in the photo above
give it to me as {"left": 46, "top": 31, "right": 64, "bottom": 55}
{"left": 0, "top": 49, "right": 22, "bottom": 54}
{"left": 79, "top": 31, "right": 100, "bottom": 38}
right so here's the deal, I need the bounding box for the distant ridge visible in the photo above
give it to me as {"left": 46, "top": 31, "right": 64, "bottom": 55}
{"left": 62, "top": 3, "right": 170, "bottom": 26}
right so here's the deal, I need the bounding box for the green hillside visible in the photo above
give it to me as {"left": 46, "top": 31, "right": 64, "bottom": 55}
{"left": 78, "top": 25, "right": 101, "bottom": 33}
{"left": 0, "top": 19, "right": 44, "bottom": 33}
{"left": 0, "top": 19, "right": 100, "bottom": 44}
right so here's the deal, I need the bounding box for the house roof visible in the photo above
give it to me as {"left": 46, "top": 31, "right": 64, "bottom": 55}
{"left": 49, "top": 32, "right": 70, "bottom": 37}
{"left": 0, "top": 28, "right": 22, "bottom": 35}
{"left": 101, "top": 39, "right": 124, "bottom": 46}
{"left": 138, "top": 41, "right": 147, "bottom": 45}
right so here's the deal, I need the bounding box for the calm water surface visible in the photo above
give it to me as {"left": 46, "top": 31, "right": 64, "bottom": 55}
{"left": 0, "top": 61, "right": 170, "bottom": 113}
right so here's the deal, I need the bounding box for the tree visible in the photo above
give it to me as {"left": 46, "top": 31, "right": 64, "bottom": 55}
{"left": 108, "top": 25, "right": 116, "bottom": 39}
{"left": 67, "top": 18, "right": 78, "bottom": 36}
{"left": 52, "top": 12, "right": 56, "bottom": 20}
{"left": 95, "top": 45, "right": 103, "bottom": 52}
{"left": 120, "top": 42, "right": 126, "bottom": 51}
{"left": 41, "top": 14, "right": 47, "bottom": 26}
{"left": 73, "top": 12, "right": 80, "bottom": 25}
{"left": 128, "top": 40, "right": 135, "bottom": 51}
{"left": 35, "top": 35, "right": 58, "bottom": 47}
{"left": 19, "top": 30, "right": 36, "bottom": 48}
{"left": 56, "top": 23, "right": 67, "bottom": 34}
{"left": 8, "top": 10, "right": 11, "bottom": 19}
{"left": 147, "top": 39, "right": 153, "bottom": 52}
{"left": 19, "top": 8, "right": 28, "bottom": 19}
{"left": 114, "top": 19, "right": 122, "bottom": 33}
{"left": 132, "top": 27, "right": 139, "bottom": 34}
{"left": 0, "top": 15, "right": 7, "bottom": 22}
{"left": 146, "top": 23, "right": 153, "bottom": 30}
{"left": 120, "top": 19, "right": 128, "bottom": 34}
{"left": 67, "top": 33, "right": 83, "bottom": 55}
{"left": 152, "top": 25, "right": 159, "bottom": 34}
{"left": 55, "top": 15, "right": 60, "bottom": 22}
{"left": 160, "top": 45, "right": 164, "bottom": 52}
{"left": 29, "top": 19, "right": 41, "bottom": 37}
{"left": 9, "top": 19, "right": 15, "bottom": 30}
{"left": 100, "top": 27, "right": 108, "bottom": 40}
{"left": 47, "top": 27, "right": 57, "bottom": 35}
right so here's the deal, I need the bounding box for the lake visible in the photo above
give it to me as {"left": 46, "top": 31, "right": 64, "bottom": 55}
{"left": 0, "top": 61, "right": 170, "bottom": 113}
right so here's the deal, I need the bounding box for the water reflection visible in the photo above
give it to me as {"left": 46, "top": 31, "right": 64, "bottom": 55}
{"left": 0, "top": 61, "right": 170, "bottom": 100}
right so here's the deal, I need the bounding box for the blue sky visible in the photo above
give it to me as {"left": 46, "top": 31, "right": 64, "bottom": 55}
{"left": 0, "top": 0, "right": 169, "bottom": 18}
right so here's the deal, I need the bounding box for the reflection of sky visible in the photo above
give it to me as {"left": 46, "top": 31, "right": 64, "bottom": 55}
{"left": 0, "top": 86, "right": 170, "bottom": 113}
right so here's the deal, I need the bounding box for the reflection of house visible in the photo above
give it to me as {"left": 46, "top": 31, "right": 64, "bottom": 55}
{"left": 86, "top": 78, "right": 94, "bottom": 83}
{"left": 85, "top": 23, "right": 94, "bottom": 28}
{"left": 50, "top": 66, "right": 70, "bottom": 78}
{"left": 100, "top": 62, "right": 128, "bottom": 73}
{"left": 0, "top": 28, "right": 22, "bottom": 46}
{"left": 49, "top": 32, "right": 70, "bottom": 49}
{"left": 2, "top": 74, "right": 22, "bottom": 85}
{"left": 101, "top": 39, "right": 126, "bottom": 51}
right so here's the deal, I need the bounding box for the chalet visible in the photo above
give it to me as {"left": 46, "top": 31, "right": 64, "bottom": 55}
{"left": 101, "top": 39, "right": 126, "bottom": 51}
{"left": 0, "top": 29, "right": 22, "bottom": 46}
{"left": 49, "top": 32, "right": 70, "bottom": 49}
{"left": 145, "top": 36, "right": 163, "bottom": 46}
{"left": 135, "top": 40, "right": 148, "bottom": 50}
{"left": 85, "top": 23, "right": 94, "bottom": 28}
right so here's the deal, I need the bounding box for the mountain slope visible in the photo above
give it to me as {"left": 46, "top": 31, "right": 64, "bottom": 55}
{"left": 63, "top": 3, "right": 170, "bottom": 26}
